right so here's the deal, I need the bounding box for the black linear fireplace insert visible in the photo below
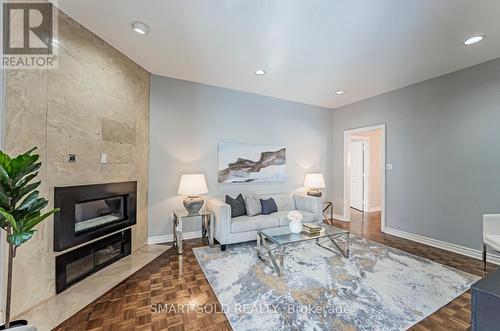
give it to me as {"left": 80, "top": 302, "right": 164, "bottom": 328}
{"left": 55, "top": 228, "right": 132, "bottom": 293}
{"left": 54, "top": 181, "right": 137, "bottom": 251}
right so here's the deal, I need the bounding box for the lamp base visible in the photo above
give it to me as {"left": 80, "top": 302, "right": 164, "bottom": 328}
{"left": 183, "top": 195, "right": 204, "bottom": 215}
{"left": 307, "top": 189, "right": 322, "bottom": 198}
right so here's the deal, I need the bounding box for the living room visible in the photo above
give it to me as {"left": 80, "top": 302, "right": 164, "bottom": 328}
{"left": 1, "top": 1, "right": 499, "bottom": 330}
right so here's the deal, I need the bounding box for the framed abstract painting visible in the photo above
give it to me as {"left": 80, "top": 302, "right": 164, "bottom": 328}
{"left": 218, "top": 142, "right": 286, "bottom": 183}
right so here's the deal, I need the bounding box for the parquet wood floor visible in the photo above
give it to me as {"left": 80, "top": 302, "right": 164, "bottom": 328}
{"left": 55, "top": 210, "right": 495, "bottom": 330}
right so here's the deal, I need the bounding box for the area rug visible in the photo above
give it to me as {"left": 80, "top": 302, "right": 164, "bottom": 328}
{"left": 193, "top": 235, "right": 479, "bottom": 331}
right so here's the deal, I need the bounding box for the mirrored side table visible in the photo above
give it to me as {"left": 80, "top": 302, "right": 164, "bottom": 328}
{"left": 323, "top": 201, "right": 333, "bottom": 225}
{"left": 173, "top": 209, "right": 214, "bottom": 254}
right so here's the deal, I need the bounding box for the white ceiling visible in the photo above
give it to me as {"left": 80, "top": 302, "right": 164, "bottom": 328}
{"left": 57, "top": 0, "right": 500, "bottom": 109}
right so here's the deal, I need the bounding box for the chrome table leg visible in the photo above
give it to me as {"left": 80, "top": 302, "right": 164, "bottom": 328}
{"left": 256, "top": 234, "right": 283, "bottom": 276}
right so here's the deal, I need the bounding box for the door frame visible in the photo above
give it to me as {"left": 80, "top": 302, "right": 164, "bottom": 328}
{"left": 343, "top": 124, "right": 386, "bottom": 232}
{"left": 349, "top": 136, "right": 369, "bottom": 212}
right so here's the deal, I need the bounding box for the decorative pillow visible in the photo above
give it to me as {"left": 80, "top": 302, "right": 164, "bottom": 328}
{"left": 260, "top": 198, "right": 278, "bottom": 215}
{"left": 245, "top": 195, "right": 262, "bottom": 216}
{"left": 225, "top": 194, "right": 247, "bottom": 218}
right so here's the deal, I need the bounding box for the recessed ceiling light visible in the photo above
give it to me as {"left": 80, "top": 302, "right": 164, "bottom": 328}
{"left": 464, "top": 35, "right": 485, "bottom": 45}
{"left": 335, "top": 90, "right": 345, "bottom": 95}
{"left": 131, "top": 21, "right": 151, "bottom": 35}
{"left": 255, "top": 69, "right": 266, "bottom": 75}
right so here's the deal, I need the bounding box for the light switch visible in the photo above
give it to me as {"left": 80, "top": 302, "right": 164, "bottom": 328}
{"left": 386, "top": 163, "right": 393, "bottom": 170}
{"left": 100, "top": 153, "right": 108, "bottom": 164}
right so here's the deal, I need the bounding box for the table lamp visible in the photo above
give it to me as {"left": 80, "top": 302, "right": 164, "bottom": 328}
{"left": 304, "top": 173, "right": 325, "bottom": 197}
{"left": 178, "top": 174, "right": 208, "bottom": 214}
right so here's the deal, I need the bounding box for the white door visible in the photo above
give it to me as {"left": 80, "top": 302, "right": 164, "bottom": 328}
{"left": 350, "top": 140, "right": 365, "bottom": 210}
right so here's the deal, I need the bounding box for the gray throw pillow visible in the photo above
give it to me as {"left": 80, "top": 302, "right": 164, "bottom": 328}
{"left": 245, "top": 195, "right": 262, "bottom": 216}
{"left": 225, "top": 194, "right": 247, "bottom": 218}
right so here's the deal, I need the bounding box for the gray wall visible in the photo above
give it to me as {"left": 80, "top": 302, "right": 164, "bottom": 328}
{"left": 149, "top": 76, "right": 332, "bottom": 237}
{"left": 332, "top": 57, "right": 500, "bottom": 251}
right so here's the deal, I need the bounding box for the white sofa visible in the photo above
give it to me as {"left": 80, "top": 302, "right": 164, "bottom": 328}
{"left": 207, "top": 193, "right": 323, "bottom": 250}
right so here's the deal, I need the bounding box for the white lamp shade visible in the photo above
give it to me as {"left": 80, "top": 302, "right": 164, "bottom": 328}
{"left": 177, "top": 174, "right": 208, "bottom": 195}
{"left": 304, "top": 173, "right": 326, "bottom": 188}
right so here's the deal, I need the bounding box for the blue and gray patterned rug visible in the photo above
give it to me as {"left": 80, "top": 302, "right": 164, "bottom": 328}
{"left": 193, "top": 235, "right": 478, "bottom": 331}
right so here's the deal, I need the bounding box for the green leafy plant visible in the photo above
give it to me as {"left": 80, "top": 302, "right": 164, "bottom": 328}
{"left": 0, "top": 148, "right": 59, "bottom": 328}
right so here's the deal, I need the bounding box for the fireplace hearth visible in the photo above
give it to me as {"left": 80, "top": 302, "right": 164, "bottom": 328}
{"left": 53, "top": 181, "right": 137, "bottom": 251}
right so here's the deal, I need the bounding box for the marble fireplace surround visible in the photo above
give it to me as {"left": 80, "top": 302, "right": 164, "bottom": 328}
{"left": 3, "top": 6, "right": 150, "bottom": 319}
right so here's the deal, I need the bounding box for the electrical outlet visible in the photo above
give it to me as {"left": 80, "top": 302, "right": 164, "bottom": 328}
{"left": 386, "top": 163, "right": 393, "bottom": 170}
{"left": 68, "top": 154, "right": 76, "bottom": 163}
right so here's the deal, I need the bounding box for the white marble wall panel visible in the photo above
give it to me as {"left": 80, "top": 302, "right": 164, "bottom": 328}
{"left": 4, "top": 9, "right": 150, "bottom": 317}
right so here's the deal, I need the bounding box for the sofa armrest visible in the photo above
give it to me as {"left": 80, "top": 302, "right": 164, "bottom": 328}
{"left": 206, "top": 199, "right": 231, "bottom": 245}
{"left": 484, "top": 214, "right": 500, "bottom": 237}
{"left": 293, "top": 194, "right": 322, "bottom": 222}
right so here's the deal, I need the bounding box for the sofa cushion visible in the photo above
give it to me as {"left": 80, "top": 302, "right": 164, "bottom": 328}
{"left": 294, "top": 194, "right": 319, "bottom": 214}
{"left": 276, "top": 210, "right": 317, "bottom": 226}
{"left": 226, "top": 194, "right": 246, "bottom": 218}
{"left": 261, "top": 198, "right": 278, "bottom": 215}
{"left": 231, "top": 214, "right": 279, "bottom": 233}
{"left": 258, "top": 193, "right": 295, "bottom": 211}
{"left": 245, "top": 195, "right": 262, "bottom": 216}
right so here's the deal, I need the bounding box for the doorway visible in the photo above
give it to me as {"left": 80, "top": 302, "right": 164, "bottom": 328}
{"left": 350, "top": 138, "right": 367, "bottom": 211}
{"left": 343, "top": 124, "right": 386, "bottom": 231}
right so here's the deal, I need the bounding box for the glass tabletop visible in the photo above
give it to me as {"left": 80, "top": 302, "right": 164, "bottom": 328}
{"left": 259, "top": 223, "right": 348, "bottom": 245}
{"left": 174, "top": 209, "right": 212, "bottom": 218}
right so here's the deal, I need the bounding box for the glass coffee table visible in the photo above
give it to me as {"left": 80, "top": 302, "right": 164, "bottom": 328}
{"left": 256, "top": 224, "right": 350, "bottom": 276}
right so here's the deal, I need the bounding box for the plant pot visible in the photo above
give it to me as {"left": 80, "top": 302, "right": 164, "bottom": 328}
{"left": 0, "top": 320, "right": 36, "bottom": 330}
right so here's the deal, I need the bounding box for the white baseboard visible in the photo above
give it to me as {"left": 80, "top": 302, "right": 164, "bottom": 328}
{"left": 384, "top": 227, "right": 500, "bottom": 265}
{"left": 331, "top": 214, "right": 350, "bottom": 222}
{"left": 368, "top": 206, "right": 381, "bottom": 212}
{"left": 148, "top": 231, "right": 202, "bottom": 245}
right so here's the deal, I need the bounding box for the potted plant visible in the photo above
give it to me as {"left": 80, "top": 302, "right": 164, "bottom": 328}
{"left": 0, "top": 148, "right": 59, "bottom": 329}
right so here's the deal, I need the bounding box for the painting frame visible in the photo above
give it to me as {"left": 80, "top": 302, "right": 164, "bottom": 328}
{"left": 218, "top": 142, "right": 287, "bottom": 183}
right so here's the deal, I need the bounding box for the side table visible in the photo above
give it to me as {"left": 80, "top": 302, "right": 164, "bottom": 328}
{"left": 172, "top": 209, "right": 214, "bottom": 254}
{"left": 323, "top": 201, "right": 333, "bottom": 224}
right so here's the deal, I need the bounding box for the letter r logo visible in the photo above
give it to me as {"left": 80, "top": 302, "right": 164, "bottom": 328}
{"left": 3, "top": 2, "right": 53, "bottom": 55}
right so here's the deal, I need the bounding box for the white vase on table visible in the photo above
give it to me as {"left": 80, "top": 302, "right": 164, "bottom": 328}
{"left": 287, "top": 210, "right": 303, "bottom": 234}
